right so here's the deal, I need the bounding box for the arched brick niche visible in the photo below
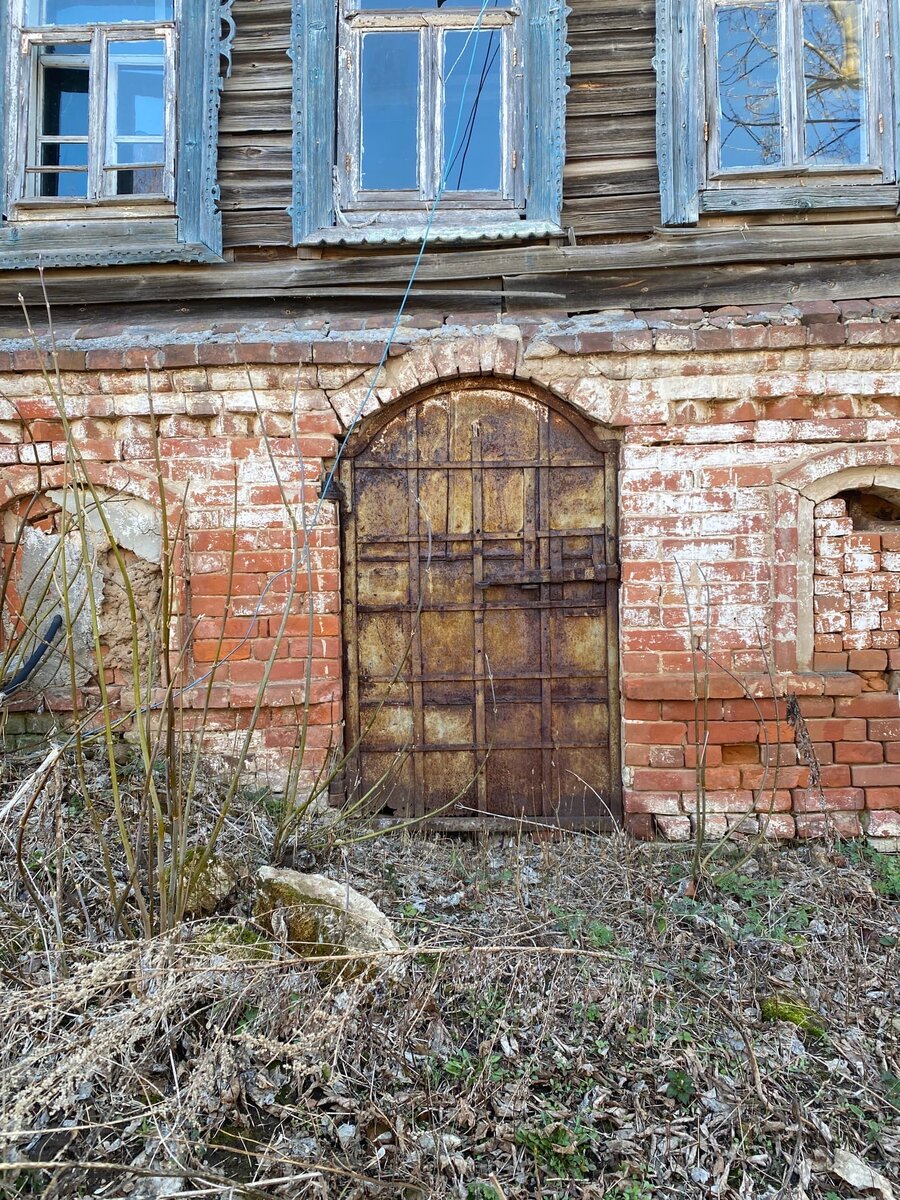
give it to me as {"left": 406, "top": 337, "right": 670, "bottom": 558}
{"left": 811, "top": 486, "right": 900, "bottom": 689}
{"left": 774, "top": 448, "right": 900, "bottom": 673}
{"left": 0, "top": 468, "right": 182, "bottom": 705}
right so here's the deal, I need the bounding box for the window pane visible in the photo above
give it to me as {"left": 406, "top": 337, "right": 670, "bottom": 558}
{"left": 39, "top": 48, "right": 89, "bottom": 137}
{"left": 110, "top": 142, "right": 165, "bottom": 194}
{"left": 107, "top": 41, "right": 167, "bottom": 194}
{"left": 361, "top": 32, "right": 419, "bottom": 190}
{"left": 357, "top": 0, "right": 505, "bottom": 9}
{"left": 39, "top": 142, "right": 88, "bottom": 197}
{"left": 803, "top": 0, "right": 864, "bottom": 165}
{"left": 109, "top": 40, "right": 165, "bottom": 139}
{"left": 715, "top": 5, "right": 782, "bottom": 170}
{"left": 442, "top": 28, "right": 502, "bottom": 191}
{"left": 26, "top": 0, "right": 173, "bottom": 23}
{"left": 42, "top": 141, "right": 88, "bottom": 166}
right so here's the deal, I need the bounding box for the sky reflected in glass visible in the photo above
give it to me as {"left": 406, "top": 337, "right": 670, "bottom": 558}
{"left": 442, "top": 28, "right": 501, "bottom": 190}
{"left": 716, "top": 5, "right": 782, "bottom": 169}
{"left": 803, "top": 0, "right": 864, "bottom": 165}
{"left": 361, "top": 31, "right": 419, "bottom": 190}
{"left": 27, "top": 1, "right": 173, "bottom": 23}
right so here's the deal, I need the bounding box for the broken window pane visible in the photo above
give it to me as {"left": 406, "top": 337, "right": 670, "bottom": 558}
{"left": 36, "top": 44, "right": 89, "bottom": 197}
{"left": 357, "top": 0, "right": 504, "bottom": 9}
{"left": 107, "top": 39, "right": 166, "bottom": 194}
{"left": 26, "top": 0, "right": 174, "bottom": 23}
{"left": 715, "top": 4, "right": 782, "bottom": 170}
{"left": 111, "top": 143, "right": 164, "bottom": 194}
{"left": 803, "top": 0, "right": 864, "bottom": 165}
{"left": 442, "top": 28, "right": 502, "bottom": 191}
{"left": 361, "top": 31, "right": 419, "bottom": 190}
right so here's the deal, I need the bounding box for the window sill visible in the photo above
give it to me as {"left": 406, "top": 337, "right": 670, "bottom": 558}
{"left": 302, "top": 219, "right": 562, "bottom": 247}
{"left": 699, "top": 184, "right": 900, "bottom": 215}
{"left": 0, "top": 216, "right": 221, "bottom": 270}
{"left": 12, "top": 200, "right": 174, "bottom": 221}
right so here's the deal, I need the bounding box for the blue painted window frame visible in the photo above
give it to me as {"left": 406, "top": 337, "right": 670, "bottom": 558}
{"left": 0, "top": 0, "right": 235, "bottom": 268}
{"left": 656, "top": 0, "right": 900, "bottom": 225}
{"left": 290, "top": 0, "right": 568, "bottom": 244}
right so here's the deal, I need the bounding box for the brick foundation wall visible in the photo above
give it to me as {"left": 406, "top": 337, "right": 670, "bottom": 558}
{"left": 1, "top": 298, "right": 899, "bottom": 839}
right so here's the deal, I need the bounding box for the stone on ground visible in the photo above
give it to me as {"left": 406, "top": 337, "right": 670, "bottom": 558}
{"left": 254, "top": 866, "right": 402, "bottom": 978}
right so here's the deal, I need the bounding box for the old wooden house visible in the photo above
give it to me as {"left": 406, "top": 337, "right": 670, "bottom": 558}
{"left": 1, "top": 0, "right": 900, "bottom": 841}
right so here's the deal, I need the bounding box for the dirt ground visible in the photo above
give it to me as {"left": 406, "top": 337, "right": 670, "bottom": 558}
{"left": 1, "top": 768, "right": 899, "bottom": 1199}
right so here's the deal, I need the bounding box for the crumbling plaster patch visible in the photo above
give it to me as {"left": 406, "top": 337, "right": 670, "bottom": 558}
{"left": 2, "top": 489, "right": 162, "bottom": 694}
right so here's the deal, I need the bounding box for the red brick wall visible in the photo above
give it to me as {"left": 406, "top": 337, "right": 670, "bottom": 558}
{"left": 1, "top": 300, "right": 899, "bottom": 837}
{"left": 0, "top": 360, "right": 343, "bottom": 785}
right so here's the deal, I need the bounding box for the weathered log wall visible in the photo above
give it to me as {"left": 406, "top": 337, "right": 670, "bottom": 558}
{"left": 1, "top": 0, "right": 899, "bottom": 310}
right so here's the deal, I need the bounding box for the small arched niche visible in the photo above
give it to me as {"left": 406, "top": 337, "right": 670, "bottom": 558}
{"left": 835, "top": 487, "right": 900, "bottom": 533}
{"left": 812, "top": 486, "right": 900, "bottom": 691}
{"left": 1, "top": 486, "right": 163, "bottom": 696}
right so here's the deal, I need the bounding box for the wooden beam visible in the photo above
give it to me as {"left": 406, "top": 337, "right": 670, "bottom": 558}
{"left": 4, "top": 221, "right": 900, "bottom": 307}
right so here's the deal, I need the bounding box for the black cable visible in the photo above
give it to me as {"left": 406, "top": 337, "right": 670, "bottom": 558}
{"left": 446, "top": 33, "right": 501, "bottom": 190}
{"left": 0, "top": 613, "right": 64, "bottom": 697}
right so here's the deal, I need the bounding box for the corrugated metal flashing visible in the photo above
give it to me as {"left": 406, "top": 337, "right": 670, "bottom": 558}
{"left": 303, "top": 220, "right": 562, "bottom": 247}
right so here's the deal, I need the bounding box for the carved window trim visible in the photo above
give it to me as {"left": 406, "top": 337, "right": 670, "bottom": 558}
{"left": 0, "top": 0, "right": 235, "bottom": 268}
{"left": 656, "top": 0, "right": 900, "bottom": 225}
{"left": 291, "top": 0, "right": 568, "bottom": 245}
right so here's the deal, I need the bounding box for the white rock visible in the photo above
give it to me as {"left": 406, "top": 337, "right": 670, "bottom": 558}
{"left": 254, "top": 866, "right": 403, "bottom": 978}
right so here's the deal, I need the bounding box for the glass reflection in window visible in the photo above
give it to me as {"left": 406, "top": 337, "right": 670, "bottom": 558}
{"left": 26, "top": 1, "right": 173, "bottom": 24}
{"left": 803, "top": 0, "right": 864, "bottom": 165}
{"left": 442, "top": 28, "right": 502, "bottom": 190}
{"left": 35, "top": 43, "right": 90, "bottom": 196}
{"left": 361, "top": 31, "right": 419, "bottom": 190}
{"left": 715, "top": 5, "right": 782, "bottom": 170}
{"left": 106, "top": 39, "right": 166, "bottom": 194}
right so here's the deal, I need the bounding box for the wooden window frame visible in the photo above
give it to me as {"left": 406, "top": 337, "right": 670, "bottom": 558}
{"left": 336, "top": 4, "right": 523, "bottom": 221}
{"left": 0, "top": 0, "right": 236, "bottom": 268}
{"left": 15, "top": 26, "right": 176, "bottom": 210}
{"left": 291, "top": 0, "right": 568, "bottom": 245}
{"left": 656, "top": 0, "right": 900, "bottom": 224}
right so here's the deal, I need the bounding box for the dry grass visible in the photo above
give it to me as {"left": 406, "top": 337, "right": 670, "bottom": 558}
{"left": 0, "top": 758, "right": 898, "bottom": 1198}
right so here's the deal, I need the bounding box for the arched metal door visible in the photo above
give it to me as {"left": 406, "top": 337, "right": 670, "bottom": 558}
{"left": 341, "top": 380, "right": 620, "bottom": 827}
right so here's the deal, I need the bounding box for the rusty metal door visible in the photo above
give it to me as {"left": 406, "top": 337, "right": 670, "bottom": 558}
{"left": 341, "top": 380, "right": 620, "bottom": 827}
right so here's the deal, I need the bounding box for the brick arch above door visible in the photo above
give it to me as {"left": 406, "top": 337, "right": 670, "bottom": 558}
{"left": 339, "top": 377, "right": 622, "bottom": 829}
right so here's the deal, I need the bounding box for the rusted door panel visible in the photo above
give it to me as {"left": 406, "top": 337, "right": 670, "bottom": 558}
{"left": 355, "top": 471, "right": 409, "bottom": 538}
{"left": 360, "top": 751, "right": 416, "bottom": 812}
{"left": 342, "top": 381, "right": 620, "bottom": 826}
{"left": 485, "top": 750, "right": 544, "bottom": 816}
{"left": 423, "top": 558, "right": 471, "bottom": 605}
{"left": 422, "top": 749, "right": 477, "bottom": 810}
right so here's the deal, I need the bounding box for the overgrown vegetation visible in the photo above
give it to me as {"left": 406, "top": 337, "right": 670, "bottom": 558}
{"left": 0, "top": 829, "right": 897, "bottom": 1197}
{"left": 0, "top": 299, "right": 447, "bottom": 946}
